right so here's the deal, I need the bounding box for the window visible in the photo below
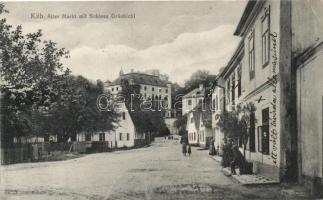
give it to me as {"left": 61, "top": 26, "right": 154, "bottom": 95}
{"left": 227, "top": 79, "right": 231, "bottom": 104}
{"left": 127, "top": 133, "right": 130, "bottom": 141}
{"left": 99, "top": 133, "right": 105, "bottom": 142}
{"left": 112, "top": 88, "right": 114, "bottom": 92}
{"left": 237, "top": 65, "right": 242, "bottom": 97}
{"left": 215, "top": 95, "right": 219, "bottom": 110}
{"left": 248, "top": 30, "right": 255, "bottom": 79}
{"left": 212, "top": 99, "right": 215, "bottom": 111}
{"left": 152, "top": 87, "right": 155, "bottom": 92}
{"left": 119, "top": 133, "right": 122, "bottom": 141}
{"left": 262, "top": 6, "right": 270, "bottom": 67}
{"left": 249, "top": 112, "right": 256, "bottom": 152}
{"left": 122, "top": 112, "right": 126, "bottom": 120}
{"left": 188, "top": 99, "right": 192, "bottom": 106}
{"left": 144, "top": 86, "right": 147, "bottom": 91}
{"left": 258, "top": 108, "right": 269, "bottom": 154}
{"left": 116, "top": 87, "right": 119, "bottom": 91}
{"left": 85, "top": 134, "right": 91, "bottom": 141}
{"left": 159, "top": 88, "right": 162, "bottom": 93}
{"left": 191, "top": 117, "right": 194, "bottom": 123}
{"left": 165, "top": 89, "right": 168, "bottom": 93}
{"left": 198, "top": 99, "right": 202, "bottom": 105}
{"left": 231, "top": 73, "right": 235, "bottom": 104}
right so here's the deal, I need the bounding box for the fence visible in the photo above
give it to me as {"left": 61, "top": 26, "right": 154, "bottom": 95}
{"left": 1, "top": 143, "right": 45, "bottom": 165}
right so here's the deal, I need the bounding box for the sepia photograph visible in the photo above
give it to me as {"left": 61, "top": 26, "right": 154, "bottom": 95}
{"left": 0, "top": 0, "right": 323, "bottom": 199}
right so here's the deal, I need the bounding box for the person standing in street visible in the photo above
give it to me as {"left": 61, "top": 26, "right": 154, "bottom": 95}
{"left": 180, "top": 135, "right": 188, "bottom": 156}
{"left": 187, "top": 144, "right": 191, "bottom": 156}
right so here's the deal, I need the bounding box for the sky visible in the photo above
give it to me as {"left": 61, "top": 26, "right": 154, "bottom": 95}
{"left": 4, "top": 1, "right": 246, "bottom": 85}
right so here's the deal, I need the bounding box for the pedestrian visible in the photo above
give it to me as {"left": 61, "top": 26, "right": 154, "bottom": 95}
{"left": 221, "top": 138, "right": 234, "bottom": 167}
{"left": 180, "top": 135, "right": 188, "bottom": 156}
{"left": 230, "top": 145, "right": 245, "bottom": 175}
{"left": 209, "top": 139, "right": 215, "bottom": 155}
{"left": 187, "top": 144, "right": 191, "bottom": 156}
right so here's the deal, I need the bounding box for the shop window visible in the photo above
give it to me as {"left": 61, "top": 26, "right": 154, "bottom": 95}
{"left": 249, "top": 112, "right": 256, "bottom": 152}
{"left": 258, "top": 108, "right": 270, "bottom": 154}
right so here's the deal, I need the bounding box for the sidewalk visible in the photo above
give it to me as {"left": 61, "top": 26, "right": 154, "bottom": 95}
{"left": 209, "top": 155, "right": 222, "bottom": 162}
{"left": 210, "top": 155, "right": 279, "bottom": 185}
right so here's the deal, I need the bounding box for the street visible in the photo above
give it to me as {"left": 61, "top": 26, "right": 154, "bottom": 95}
{"left": 0, "top": 139, "right": 308, "bottom": 200}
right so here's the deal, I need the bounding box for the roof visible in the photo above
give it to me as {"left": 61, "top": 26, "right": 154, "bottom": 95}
{"left": 234, "top": 0, "right": 265, "bottom": 36}
{"left": 183, "top": 87, "right": 206, "bottom": 98}
{"left": 105, "top": 72, "right": 169, "bottom": 87}
{"left": 220, "top": 40, "right": 244, "bottom": 79}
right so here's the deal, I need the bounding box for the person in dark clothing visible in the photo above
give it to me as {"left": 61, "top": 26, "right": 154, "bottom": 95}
{"left": 221, "top": 138, "right": 234, "bottom": 167}
{"left": 230, "top": 145, "right": 246, "bottom": 175}
{"left": 187, "top": 144, "right": 191, "bottom": 156}
{"left": 180, "top": 135, "right": 189, "bottom": 156}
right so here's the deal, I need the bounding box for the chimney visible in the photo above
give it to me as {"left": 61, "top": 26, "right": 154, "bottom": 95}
{"left": 199, "top": 83, "right": 204, "bottom": 90}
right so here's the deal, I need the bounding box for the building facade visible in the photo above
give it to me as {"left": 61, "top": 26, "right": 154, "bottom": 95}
{"left": 216, "top": 0, "right": 296, "bottom": 181}
{"left": 292, "top": 0, "right": 323, "bottom": 195}
{"left": 104, "top": 69, "right": 172, "bottom": 118}
{"left": 217, "top": 0, "right": 323, "bottom": 191}
{"left": 182, "top": 84, "right": 206, "bottom": 115}
{"left": 211, "top": 84, "right": 225, "bottom": 155}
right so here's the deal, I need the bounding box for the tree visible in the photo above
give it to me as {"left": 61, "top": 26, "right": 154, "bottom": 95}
{"left": 0, "top": 4, "right": 70, "bottom": 144}
{"left": 172, "top": 70, "right": 216, "bottom": 116}
{"left": 46, "top": 75, "right": 118, "bottom": 142}
{"left": 237, "top": 102, "right": 256, "bottom": 158}
{"left": 174, "top": 113, "right": 188, "bottom": 136}
{"left": 0, "top": 4, "right": 118, "bottom": 144}
{"left": 119, "top": 78, "right": 169, "bottom": 137}
{"left": 217, "top": 102, "right": 256, "bottom": 158}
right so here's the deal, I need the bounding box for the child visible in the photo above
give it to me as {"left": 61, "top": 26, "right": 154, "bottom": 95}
{"left": 187, "top": 144, "right": 191, "bottom": 156}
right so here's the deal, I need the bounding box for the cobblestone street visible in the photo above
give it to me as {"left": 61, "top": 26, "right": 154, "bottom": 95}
{"left": 0, "top": 140, "right": 310, "bottom": 200}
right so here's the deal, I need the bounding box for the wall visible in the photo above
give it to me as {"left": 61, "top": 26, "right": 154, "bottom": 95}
{"left": 292, "top": 0, "right": 323, "bottom": 56}
{"left": 297, "top": 47, "right": 323, "bottom": 186}
{"left": 212, "top": 86, "right": 225, "bottom": 154}
{"left": 234, "top": 0, "right": 288, "bottom": 181}
{"left": 182, "top": 96, "right": 204, "bottom": 115}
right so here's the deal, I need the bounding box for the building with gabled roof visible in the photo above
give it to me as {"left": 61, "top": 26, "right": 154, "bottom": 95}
{"left": 182, "top": 84, "right": 208, "bottom": 115}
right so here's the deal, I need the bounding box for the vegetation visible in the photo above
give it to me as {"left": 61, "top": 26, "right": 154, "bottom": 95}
{"left": 119, "top": 79, "right": 170, "bottom": 137}
{"left": 217, "top": 102, "right": 256, "bottom": 158}
{"left": 0, "top": 4, "right": 117, "bottom": 145}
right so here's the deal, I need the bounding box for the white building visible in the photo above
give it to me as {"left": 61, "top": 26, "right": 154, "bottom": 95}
{"left": 186, "top": 104, "right": 212, "bottom": 148}
{"left": 77, "top": 102, "right": 146, "bottom": 148}
{"left": 182, "top": 84, "right": 206, "bottom": 115}
{"left": 104, "top": 69, "right": 172, "bottom": 118}
{"left": 198, "top": 111, "right": 212, "bottom": 149}
{"left": 211, "top": 84, "right": 225, "bottom": 155}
